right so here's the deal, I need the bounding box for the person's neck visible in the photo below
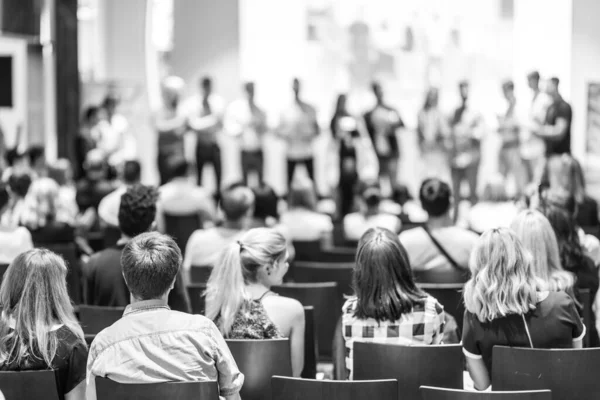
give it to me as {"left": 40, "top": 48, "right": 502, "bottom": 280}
{"left": 427, "top": 214, "right": 454, "bottom": 229}
{"left": 245, "top": 281, "right": 271, "bottom": 299}
{"left": 130, "top": 294, "right": 169, "bottom": 306}
{"left": 222, "top": 219, "right": 245, "bottom": 230}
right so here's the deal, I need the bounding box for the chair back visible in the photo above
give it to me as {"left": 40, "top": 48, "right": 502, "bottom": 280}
{"left": 413, "top": 268, "right": 470, "bottom": 284}
{"left": 353, "top": 342, "right": 463, "bottom": 400}
{"left": 226, "top": 339, "right": 292, "bottom": 400}
{"left": 578, "top": 289, "right": 592, "bottom": 347}
{"left": 293, "top": 262, "right": 354, "bottom": 299}
{"left": 273, "top": 282, "right": 340, "bottom": 359}
{"left": 187, "top": 284, "right": 207, "bottom": 315}
{"left": 419, "top": 386, "right": 552, "bottom": 400}
{"left": 293, "top": 240, "right": 322, "bottom": 261}
{"left": 95, "top": 377, "right": 219, "bottom": 400}
{"left": 79, "top": 305, "right": 125, "bottom": 335}
{"left": 190, "top": 265, "right": 213, "bottom": 284}
{"left": 164, "top": 213, "right": 202, "bottom": 255}
{"left": 302, "top": 306, "right": 318, "bottom": 379}
{"left": 271, "top": 376, "right": 398, "bottom": 400}
{"left": 492, "top": 346, "right": 600, "bottom": 400}
{"left": 44, "top": 242, "right": 82, "bottom": 304}
{"left": 320, "top": 247, "right": 356, "bottom": 263}
{"left": 0, "top": 263, "right": 8, "bottom": 284}
{"left": 418, "top": 283, "right": 465, "bottom": 333}
{"left": 0, "top": 370, "right": 60, "bottom": 400}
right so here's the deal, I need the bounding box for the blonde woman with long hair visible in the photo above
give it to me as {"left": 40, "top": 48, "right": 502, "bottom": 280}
{"left": 511, "top": 210, "right": 575, "bottom": 293}
{"left": 462, "top": 228, "right": 584, "bottom": 391}
{"left": 205, "top": 228, "right": 305, "bottom": 377}
{"left": 0, "top": 249, "right": 87, "bottom": 400}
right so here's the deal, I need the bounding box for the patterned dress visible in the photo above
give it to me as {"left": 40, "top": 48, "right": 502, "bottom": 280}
{"left": 226, "top": 299, "right": 282, "bottom": 339}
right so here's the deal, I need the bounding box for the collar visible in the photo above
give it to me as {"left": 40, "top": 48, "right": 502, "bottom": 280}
{"left": 4, "top": 312, "right": 63, "bottom": 332}
{"left": 124, "top": 299, "right": 170, "bottom": 316}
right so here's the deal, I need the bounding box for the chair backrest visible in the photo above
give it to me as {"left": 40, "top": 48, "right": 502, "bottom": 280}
{"left": 95, "top": 377, "right": 219, "bottom": 400}
{"left": 271, "top": 376, "right": 398, "bottom": 400}
{"left": 0, "top": 370, "right": 60, "bottom": 400}
{"left": 293, "top": 262, "right": 354, "bottom": 299}
{"left": 413, "top": 268, "right": 470, "bottom": 284}
{"left": 78, "top": 305, "right": 125, "bottom": 335}
{"left": 293, "top": 240, "right": 322, "bottom": 261}
{"left": 273, "top": 282, "right": 340, "bottom": 359}
{"left": 420, "top": 386, "right": 552, "bottom": 400}
{"left": 320, "top": 247, "right": 356, "bottom": 263}
{"left": 187, "top": 284, "right": 207, "bottom": 315}
{"left": 164, "top": 213, "right": 202, "bottom": 255}
{"left": 578, "top": 289, "right": 592, "bottom": 347}
{"left": 418, "top": 283, "right": 465, "bottom": 334}
{"left": 190, "top": 265, "right": 213, "bottom": 285}
{"left": 492, "top": 346, "right": 600, "bottom": 400}
{"left": 0, "top": 263, "right": 8, "bottom": 284}
{"left": 44, "top": 242, "right": 82, "bottom": 304}
{"left": 353, "top": 342, "right": 463, "bottom": 400}
{"left": 226, "top": 339, "right": 292, "bottom": 400}
{"left": 302, "top": 306, "right": 318, "bottom": 379}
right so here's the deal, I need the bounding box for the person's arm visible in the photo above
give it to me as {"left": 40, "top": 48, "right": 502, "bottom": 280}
{"left": 289, "top": 301, "right": 306, "bottom": 377}
{"left": 208, "top": 321, "right": 245, "bottom": 399}
{"left": 533, "top": 117, "right": 568, "bottom": 141}
{"left": 65, "top": 380, "right": 86, "bottom": 400}
{"left": 466, "top": 357, "right": 491, "bottom": 391}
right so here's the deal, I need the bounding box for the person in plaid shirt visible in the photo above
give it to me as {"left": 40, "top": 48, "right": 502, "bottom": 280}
{"left": 342, "top": 227, "right": 445, "bottom": 377}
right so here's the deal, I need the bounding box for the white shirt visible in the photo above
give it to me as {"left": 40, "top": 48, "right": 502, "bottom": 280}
{"left": 98, "top": 186, "right": 127, "bottom": 227}
{"left": 0, "top": 227, "right": 33, "bottom": 264}
{"left": 278, "top": 102, "right": 318, "bottom": 160}
{"left": 343, "top": 212, "right": 401, "bottom": 241}
{"left": 157, "top": 178, "right": 215, "bottom": 232}
{"left": 183, "top": 227, "right": 245, "bottom": 277}
{"left": 181, "top": 94, "right": 226, "bottom": 143}
{"left": 280, "top": 209, "right": 333, "bottom": 241}
{"left": 466, "top": 202, "right": 520, "bottom": 234}
{"left": 224, "top": 99, "right": 267, "bottom": 151}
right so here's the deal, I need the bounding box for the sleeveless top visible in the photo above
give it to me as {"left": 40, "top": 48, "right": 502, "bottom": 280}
{"left": 226, "top": 292, "right": 282, "bottom": 339}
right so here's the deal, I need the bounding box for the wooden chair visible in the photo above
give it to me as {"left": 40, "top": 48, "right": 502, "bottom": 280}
{"left": 578, "top": 288, "right": 592, "bottom": 347}
{"left": 353, "top": 342, "right": 463, "bottom": 400}
{"left": 492, "top": 346, "right": 600, "bottom": 400}
{"left": 302, "top": 306, "right": 318, "bottom": 379}
{"left": 226, "top": 339, "right": 292, "bottom": 400}
{"left": 273, "top": 282, "right": 340, "bottom": 359}
{"left": 187, "top": 283, "right": 207, "bottom": 315}
{"left": 418, "top": 283, "right": 465, "bottom": 334}
{"left": 293, "top": 240, "right": 322, "bottom": 261}
{"left": 44, "top": 242, "right": 82, "bottom": 304}
{"left": 78, "top": 305, "right": 125, "bottom": 335}
{"left": 420, "top": 386, "right": 552, "bottom": 400}
{"left": 413, "top": 268, "right": 470, "bottom": 284}
{"left": 320, "top": 247, "right": 356, "bottom": 263}
{"left": 190, "top": 265, "right": 213, "bottom": 284}
{"left": 164, "top": 213, "right": 202, "bottom": 255}
{"left": 0, "top": 370, "right": 60, "bottom": 400}
{"left": 95, "top": 377, "right": 219, "bottom": 400}
{"left": 293, "top": 262, "right": 354, "bottom": 298}
{"left": 0, "top": 263, "right": 8, "bottom": 284}
{"left": 271, "top": 376, "right": 398, "bottom": 400}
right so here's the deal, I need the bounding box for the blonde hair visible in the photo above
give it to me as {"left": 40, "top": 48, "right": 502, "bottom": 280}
{"left": 511, "top": 210, "right": 575, "bottom": 292}
{"left": 544, "top": 154, "right": 585, "bottom": 204}
{"left": 19, "top": 177, "right": 75, "bottom": 229}
{"left": 0, "top": 249, "right": 85, "bottom": 367}
{"left": 464, "top": 228, "right": 539, "bottom": 322}
{"left": 205, "top": 228, "right": 287, "bottom": 336}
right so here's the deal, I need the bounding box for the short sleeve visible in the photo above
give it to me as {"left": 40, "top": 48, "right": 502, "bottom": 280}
{"left": 208, "top": 322, "right": 244, "bottom": 396}
{"left": 462, "top": 311, "right": 482, "bottom": 359}
{"left": 64, "top": 341, "right": 88, "bottom": 394}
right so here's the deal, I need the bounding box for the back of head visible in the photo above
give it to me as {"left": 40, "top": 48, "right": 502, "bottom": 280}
{"left": 20, "top": 177, "right": 65, "bottom": 229}
{"left": 121, "top": 232, "right": 182, "bottom": 300}
{"left": 118, "top": 184, "right": 158, "bottom": 237}
{"left": 8, "top": 173, "right": 32, "bottom": 198}
{"left": 252, "top": 183, "right": 279, "bottom": 220}
{"left": 220, "top": 184, "right": 255, "bottom": 221}
{"left": 206, "top": 228, "right": 287, "bottom": 335}
{"left": 543, "top": 154, "right": 585, "bottom": 204}
{"left": 0, "top": 184, "right": 8, "bottom": 211}
{"left": 122, "top": 160, "right": 142, "bottom": 185}
{"left": 288, "top": 181, "right": 317, "bottom": 211}
{"left": 419, "top": 178, "right": 451, "bottom": 217}
{"left": 481, "top": 175, "right": 509, "bottom": 202}
{"left": 527, "top": 71, "right": 540, "bottom": 82}
{"left": 359, "top": 182, "right": 382, "bottom": 211}
{"left": 464, "top": 228, "right": 537, "bottom": 322}
{"left": 502, "top": 80, "right": 514, "bottom": 92}
{"left": 27, "top": 145, "right": 45, "bottom": 168}
{"left": 5, "top": 148, "right": 24, "bottom": 168}
{"left": 353, "top": 228, "right": 424, "bottom": 322}
{"left": 0, "top": 249, "right": 84, "bottom": 366}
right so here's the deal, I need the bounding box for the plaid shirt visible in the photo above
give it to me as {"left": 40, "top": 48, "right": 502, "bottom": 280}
{"left": 342, "top": 296, "right": 445, "bottom": 377}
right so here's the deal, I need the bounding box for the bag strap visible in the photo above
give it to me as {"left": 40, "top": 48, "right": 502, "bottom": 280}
{"left": 521, "top": 314, "right": 534, "bottom": 349}
{"left": 422, "top": 226, "right": 461, "bottom": 270}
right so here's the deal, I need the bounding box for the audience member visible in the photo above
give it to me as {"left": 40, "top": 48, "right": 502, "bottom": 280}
{"left": 206, "top": 228, "right": 305, "bottom": 377}
{"left": 2, "top": 147, "right": 30, "bottom": 182}
{"left": 86, "top": 232, "right": 243, "bottom": 400}
{"left": 76, "top": 149, "right": 116, "bottom": 224}
{"left": 98, "top": 160, "right": 141, "bottom": 227}
{"left": 183, "top": 184, "right": 254, "bottom": 279}
{"left": 0, "top": 249, "right": 87, "bottom": 400}
{"left": 462, "top": 228, "right": 584, "bottom": 391}
{"left": 399, "top": 179, "right": 479, "bottom": 280}
{"left": 77, "top": 106, "right": 101, "bottom": 178}
{"left": 342, "top": 228, "right": 445, "bottom": 378}
{"left": 27, "top": 144, "right": 47, "bottom": 178}
{"left": 0, "top": 183, "right": 33, "bottom": 263}
{"left": 84, "top": 184, "right": 158, "bottom": 306}
{"left": 466, "top": 176, "right": 519, "bottom": 234}
{"left": 1, "top": 173, "right": 32, "bottom": 227}
{"left": 343, "top": 183, "right": 401, "bottom": 241}
{"left": 280, "top": 181, "right": 333, "bottom": 242}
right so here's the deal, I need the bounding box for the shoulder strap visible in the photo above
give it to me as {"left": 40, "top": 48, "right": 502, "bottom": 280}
{"left": 521, "top": 314, "right": 534, "bottom": 348}
{"left": 422, "top": 226, "right": 461, "bottom": 269}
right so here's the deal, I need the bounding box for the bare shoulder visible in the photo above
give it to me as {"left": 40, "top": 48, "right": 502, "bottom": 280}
{"left": 264, "top": 295, "right": 304, "bottom": 317}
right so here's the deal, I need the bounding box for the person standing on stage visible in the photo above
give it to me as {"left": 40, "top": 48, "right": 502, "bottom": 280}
{"left": 363, "top": 81, "right": 404, "bottom": 192}
{"left": 417, "top": 87, "right": 450, "bottom": 183}
{"left": 277, "top": 78, "right": 319, "bottom": 191}
{"left": 497, "top": 80, "right": 526, "bottom": 198}
{"left": 532, "top": 77, "right": 572, "bottom": 157}
{"left": 183, "top": 76, "right": 225, "bottom": 194}
{"left": 224, "top": 82, "right": 268, "bottom": 186}
{"left": 449, "top": 81, "right": 483, "bottom": 220}
{"left": 154, "top": 76, "right": 187, "bottom": 185}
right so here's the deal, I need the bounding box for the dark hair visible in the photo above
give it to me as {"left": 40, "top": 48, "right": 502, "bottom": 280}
{"left": 220, "top": 185, "right": 255, "bottom": 221}
{"left": 252, "top": 183, "right": 279, "bottom": 220}
{"left": 359, "top": 182, "right": 381, "bottom": 209}
{"left": 8, "top": 173, "right": 32, "bottom": 198}
{"left": 83, "top": 106, "right": 100, "bottom": 124}
{"left": 0, "top": 183, "right": 9, "bottom": 210}
{"left": 392, "top": 184, "right": 413, "bottom": 206}
{"left": 201, "top": 76, "right": 212, "bottom": 88}
{"left": 244, "top": 81, "right": 254, "bottom": 93}
{"left": 353, "top": 228, "right": 426, "bottom": 322}
{"left": 168, "top": 158, "right": 188, "bottom": 179}
{"left": 121, "top": 232, "right": 182, "bottom": 300}
{"left": 419, "top": 178, "right": 451, "bottom": 217}
{"left": 5, "top": 148, "right": 25, "bottom": 167}
{"left": 27, "top": 145, "right": 45, "bottom": 166}
{"left": 102, "top": 95, "right": 118, "bottom": 109}
{"left": 118, "top": 184, "right": 159, "bottom": 237}
{"left": 527, "top": 71, "right": 540, "bottom": 81}
{"left": 502, "top": 80, "right": 514, "bottom": 92}
{"left": 122, "top": 160, "right": 142, "bottom": 184}
{"left": 550, "top": 77, "right": 560, "bottom": 86}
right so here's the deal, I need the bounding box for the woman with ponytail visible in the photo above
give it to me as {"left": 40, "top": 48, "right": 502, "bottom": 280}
{"left": 205, "top": 228, "right": 305, "bottom": 377}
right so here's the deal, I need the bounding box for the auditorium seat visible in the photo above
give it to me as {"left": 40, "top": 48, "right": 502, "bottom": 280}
{"left": 44, "top": 242, "right": 82, "bottom": 304}
{"left": 492, "top": 346, "right": 600, "bottom": 400}
{"left": 273, "top": 282, "right": 340, "bottom": 359}
{"left": 164, "top": 213, "right": 202, "bottom": 256}
{"left": 417, "top": 283, "right": 465, "bottom": 333}
{"left": 226, "top": 339, "right": 292, "bottom": 400}
{"left": 353, "top": 342, "right": 463, "bottom": 400}
{"left": 413, "top": 268, "right": 470, "bottom": 284}
{"left": 190, "top": 265, "right": 213, "bottom": 284}
{"left": 95, "top": 377, "right": 219, "bottom": 400}
{"left": 420, "top": 386, "right": 552, "bottom": 400}
{"left": 187, "top": 283, "right": 207, "bottom": 315}
{"left": 271, "top": 376, "right": 398, "bottom": 400}
{"left": 578, "top": 288, "right": 592, "bottom": 347}
{"left": 293, "top": 240, "right": 322, "bottom": 261}
{"left": 293, "top": 262, "right": 354, "bottom": 298}
{"left": 320, "top": 247, "right": 356, "bottom": 263}
{"left": 79, "top": 305, "right": 125, "bottom": 335}
{"left": 302, "top": 306, "right": 318, "bottom": 379}
{"left": 0, "top": 370, "right": 60, "bottom": 400}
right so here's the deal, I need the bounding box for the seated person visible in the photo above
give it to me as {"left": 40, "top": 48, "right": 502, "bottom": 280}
{"left": 86, "top": 232, "right": 244, "bottom": 400}
{"left": 0, "top": 183, "right": 33, "bottom": 263}
{"left": 399, "top": 178, "right": 479, "bottom": 281}
{"left": 84, "top": 184, "right": 158, "bottom": 307}
{"left": 343, "top": 183, "right": 401, "bottom": 241}
{"left": 0, "top": 249, "right": 88, "bottom": 400}
{"left": 27, "top": 144, "right": 47, "bottom": 178}
{"left": 97, "top": 160, "right": 141, "bottom": 227}
{"left": 280, "top": 180, "right": 333, "bottom": 242}
{"left": 183, "top": 184, "right": 254, "bottom": 281}
{"left": 466, "top": 175, "right": 519, "bottom": 234}
{"left": 76, "top": 149, "right": 117, "bottom": 226}
{"left": 342, "top": 228, "right": 445, "bottom": 378}
{"left": 1, "top": 173, "right": 32, "bottom": 228}
{"left": 463, "top": 228, "right": 584, "bottom": 391}
{"left": 206, "top": 228, "right": 305, "bottom": 377}
{"left": 2, "top": 147, "right": 30, "bottom": 182}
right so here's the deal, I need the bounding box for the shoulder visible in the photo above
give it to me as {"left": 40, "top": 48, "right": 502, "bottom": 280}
{"left": 265, "top": 295, "right": 304, "bottom": 316}
{"left": 14, "top": 227, "right": 32, "bottom": 241}
{"left": 399, "top": 227, "right": 426, "bottom": 243}
{"left": 539, "top": 291, "right": 575, "bottom": 311}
